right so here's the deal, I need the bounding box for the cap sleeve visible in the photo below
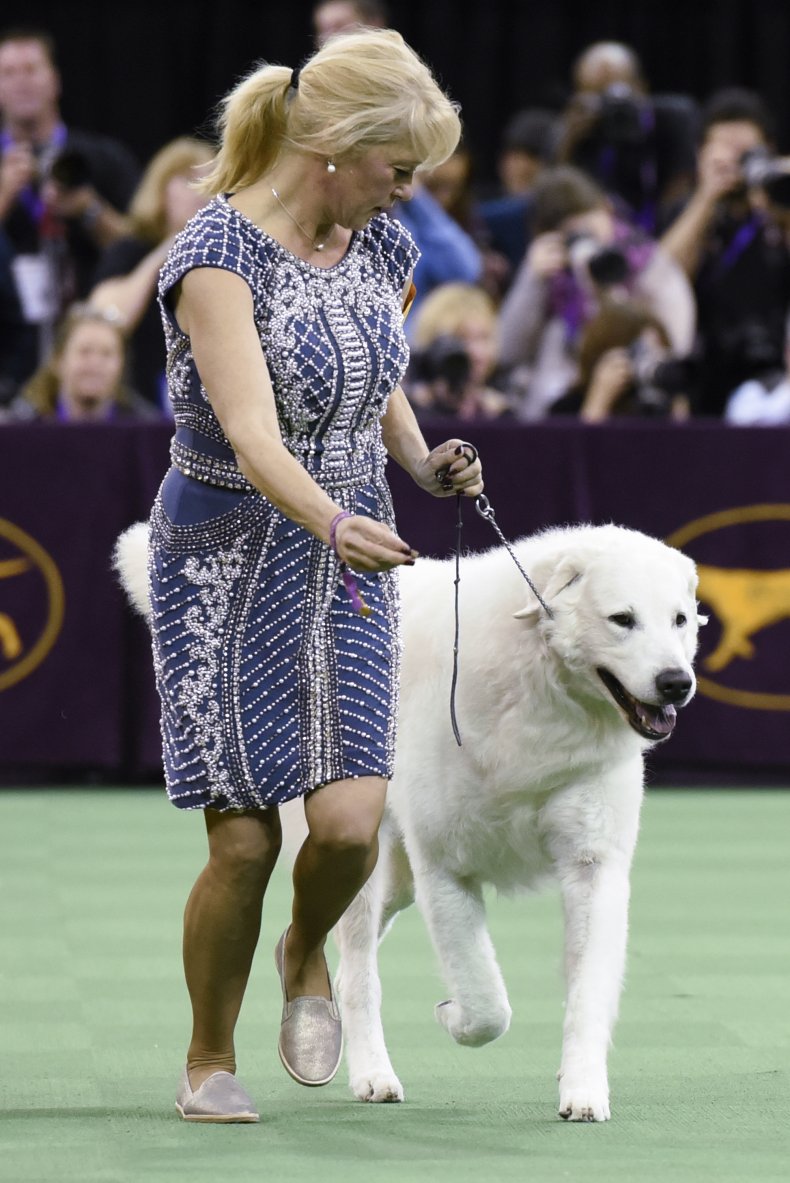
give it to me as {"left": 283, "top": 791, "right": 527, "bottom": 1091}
{"left": 364, "top": 215, "right": 421, "bottom": 298}
{"left": 158, "top": 199, "right": 258, "bottom": 328}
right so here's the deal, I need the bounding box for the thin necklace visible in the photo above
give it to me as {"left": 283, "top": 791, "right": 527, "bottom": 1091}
{"left": 271, "top": 187, "right": 330, "bottom": 252}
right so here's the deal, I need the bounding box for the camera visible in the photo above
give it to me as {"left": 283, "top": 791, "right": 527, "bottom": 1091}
{"left": 594, "top": 84, "right": 647, "bottom": 145}
{"left": 565, "top": 232, "right": 631, "bottom": 287}
{"left": 409, "top": 335, "right": 471, "bottom": 410}
{"left": 626, "top": 338, "right": 696, "bottom": 416}
{"left": 740, "top": 147, "right": 790, "bottom": 208}
{"left": 47, "top": 149, "right": 92, "bottom": 191}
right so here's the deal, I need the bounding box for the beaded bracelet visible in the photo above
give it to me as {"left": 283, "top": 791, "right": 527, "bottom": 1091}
{"left": 328, "top": 511, "right": 372, "bottom": 618}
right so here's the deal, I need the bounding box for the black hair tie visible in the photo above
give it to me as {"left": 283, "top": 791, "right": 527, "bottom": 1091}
{"left": 290, "top": 64, "right": 302, "bottom": 91}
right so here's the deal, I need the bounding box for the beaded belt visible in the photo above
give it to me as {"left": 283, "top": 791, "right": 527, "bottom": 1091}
{"left": 171, "top": 439, "right": 382, "bottom": 493}
{"left": 171, "top": 439, "right": 255, "bottom": 492}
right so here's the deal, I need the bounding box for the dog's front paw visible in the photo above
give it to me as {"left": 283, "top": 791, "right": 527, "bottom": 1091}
{"left": 558, "top": 1070, "right": 610, "bottom": 1122}
{"left": 435, "top": 999, "right": 511, "bottom": 1047}
{"left": 349, "top": 1068, "right": 404, "bottom": 1103}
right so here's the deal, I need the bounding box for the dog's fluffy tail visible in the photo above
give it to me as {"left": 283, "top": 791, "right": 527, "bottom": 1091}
{"left": 112, "top": 521, "right": 151, "bottom": 621}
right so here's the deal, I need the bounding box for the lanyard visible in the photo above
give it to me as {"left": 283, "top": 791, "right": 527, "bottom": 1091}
{"left": 597, "top": 106, "right": 658, "bottom": 233}
{"left": 707, "top": 215, "right": 762, "bottom": 282}
{"left": 0, "top": 123, "right": 68, "bottom": 226}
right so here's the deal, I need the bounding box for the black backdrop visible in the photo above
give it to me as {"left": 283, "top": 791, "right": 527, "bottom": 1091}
{"left": 12, "top": 0, "right": 790, "bottom": 182}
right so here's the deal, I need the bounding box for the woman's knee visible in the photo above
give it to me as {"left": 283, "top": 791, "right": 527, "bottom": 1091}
{"left": 308, "top": 817, "right": 379, "bottom": 863}
{"left": 304, "top": 777, "right": 386, "bottom": 862}
{"left": 206, "top": 809, "right": 282, "bottom": 884}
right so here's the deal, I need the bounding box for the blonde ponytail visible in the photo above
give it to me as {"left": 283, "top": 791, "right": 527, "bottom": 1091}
{"left": 200, "top": 64, "right": 292, "bottom": 195}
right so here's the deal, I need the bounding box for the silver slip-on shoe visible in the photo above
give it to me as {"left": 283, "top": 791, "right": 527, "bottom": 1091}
{"left": 274, "top": 928, "right": 343, "bottom": 1087}
{"left": 175, "top": 1068, "right": 260, "bottom": 1122}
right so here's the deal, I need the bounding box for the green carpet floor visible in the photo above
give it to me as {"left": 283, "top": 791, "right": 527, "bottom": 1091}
{"left": 0, "top": 788, "right": 787, "bottom": 1183}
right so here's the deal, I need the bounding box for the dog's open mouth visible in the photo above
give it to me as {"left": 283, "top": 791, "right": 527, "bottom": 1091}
{"left": 597, "top": 668, "right": 677, "bottom": 741}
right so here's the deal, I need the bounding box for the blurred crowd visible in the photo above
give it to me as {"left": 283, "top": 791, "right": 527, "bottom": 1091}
{"left": 3, "top": 2, "right": 790, "bottom": 427}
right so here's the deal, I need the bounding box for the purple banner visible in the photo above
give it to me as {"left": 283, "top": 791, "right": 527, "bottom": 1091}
{"left": 1, "top": 420, "right": 789, "bottom": 783}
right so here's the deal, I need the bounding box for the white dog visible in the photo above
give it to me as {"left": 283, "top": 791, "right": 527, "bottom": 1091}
{"left": 332, "top": 523, "right": 704, "bottom": 1122}
{"left": 114, "top": 521, "right": 703, "bottom": 1122}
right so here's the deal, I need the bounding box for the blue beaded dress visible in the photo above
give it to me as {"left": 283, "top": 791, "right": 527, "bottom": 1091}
{"left": 149, "top": 194, "right": 420, "bottom": 811}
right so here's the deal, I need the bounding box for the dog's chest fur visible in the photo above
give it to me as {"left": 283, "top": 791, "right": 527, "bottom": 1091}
{"left": 393, "top": 754, "right": 639, "bottom": 894}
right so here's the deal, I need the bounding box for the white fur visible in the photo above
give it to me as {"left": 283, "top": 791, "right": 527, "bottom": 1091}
{"left": 334, "top": 524, "right": 702, "bottom": 1121}
{"left": 112, "top": 519, "right": 701, "bottom": 1121}
{"left": 112, "top": 522, "right": 151, "bottom": 619}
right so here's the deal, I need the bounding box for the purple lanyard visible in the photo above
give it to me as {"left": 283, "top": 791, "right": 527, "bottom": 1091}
{"left": 0, "top": 123, "right": 67, "bottom": 226}
{"left": 549, "top": 270, "right": 589, "bottom": 342}
{"left": 707, "top": 215, "right": 762, "bottom": 282}
{"left": 598, "top": 106, "right": 658, "bottom": 233}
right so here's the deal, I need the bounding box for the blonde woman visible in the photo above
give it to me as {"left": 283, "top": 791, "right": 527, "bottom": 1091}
{"left": 408, "top": 281, "right": 515, "bottom": 418}
{"left": 10, "top": 304, "right": 155, "bottom": 422}
{"left": 90, "top": 137, "right": 213, "bottom": 405}
{"left": 124, "top": 29, "right": 483, "bottom": 1121}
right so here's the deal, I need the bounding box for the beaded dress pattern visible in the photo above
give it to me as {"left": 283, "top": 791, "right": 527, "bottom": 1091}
{"left": 150, "top": 195, "right": 420, "bottom": 810}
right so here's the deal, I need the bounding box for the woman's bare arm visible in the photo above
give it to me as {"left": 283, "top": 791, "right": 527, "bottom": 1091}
{"left": 176, "top": 267, "right": 415, "bottom": 571}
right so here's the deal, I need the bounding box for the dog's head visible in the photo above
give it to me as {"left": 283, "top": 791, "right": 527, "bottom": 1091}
{"left": 514, "top": 527, "right": 706, "bottom": 743}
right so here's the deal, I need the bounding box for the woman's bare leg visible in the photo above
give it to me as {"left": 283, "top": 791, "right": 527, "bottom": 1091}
{"left": 184, "top": 807, "right": 282, "bottom": 1088}
{"left": 284, "top": 777, "right": 387, "bottom": 998}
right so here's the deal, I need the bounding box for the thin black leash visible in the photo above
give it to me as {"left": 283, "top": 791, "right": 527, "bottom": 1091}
{"left": 450, "top": 487, "right": 554, "bottom": 747}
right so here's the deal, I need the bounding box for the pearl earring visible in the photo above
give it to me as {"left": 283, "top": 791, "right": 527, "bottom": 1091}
{"left": 326, "top": 160, "right": 336, "bottom": 174}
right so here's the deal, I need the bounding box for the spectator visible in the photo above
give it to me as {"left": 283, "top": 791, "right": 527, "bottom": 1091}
{"left": 498, "top": 166, "right": 695, "bottom": 419}
{"left": 394, "top": 178, "right": 482, "bottom": 330}
{"left": 313, "top": 0, "right": 389, "bottom": 46}
{"left": 0, "top": 227, "right": 26, "bottom": 404}
{"left": 0, "top": 27, "right": 140, "bottom": 381}
{"left": 90, "top": 137, "right": 213, "bottom": 408}
{"left": 7, "top": 303, "right": 156, "bottom": 422}
{"left": 661, "top": 88, "right": 790, "bottom": 416}
{"left": 549, "top": 300, "right": 691, "bottom": 421}
{"left": 725, "top": 368, "right": 790, "bottom": 425}
{"left": 421, "top": 142, "right": 510, "bottom": 299}
{"left": 405, "top": 282, "right": 515, "bottom": 420}
{"left": 497, "top": 108, "right": 556, "bottom": 198}
{"left": 477, "top": 109, "right": 556, "bottom": 276}
{"left": 554, "top": 40, "right": 697, "bottom": 234}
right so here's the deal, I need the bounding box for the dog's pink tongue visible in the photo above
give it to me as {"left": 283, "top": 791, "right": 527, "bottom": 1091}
{"left": 637, "top": 702, "right": 677, "bottom": 736}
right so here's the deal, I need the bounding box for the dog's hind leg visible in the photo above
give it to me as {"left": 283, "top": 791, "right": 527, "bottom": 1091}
{"left": 335, "top": 821, "right": 414, "bottom": 1102}
{"left": 412, "top": 859, "right": 511, "bottom": 1048}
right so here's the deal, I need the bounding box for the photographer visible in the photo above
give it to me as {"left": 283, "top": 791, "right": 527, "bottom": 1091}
{"left": 404, "top": 282, "right": 515, "bottom": 421}
{"left": 554, "top": 41, "right": 697, "bottom": 235}
{"left": 0, "top": 27, "right": 139, "bottom": 394}
{"left": 498, "top": 166, "right": 695, "bottom": 419}
{"left": 549, "top": 301, "right": 692, "bottom": 421}
{"left": 661, "top": 88, "right": 790, "bottom": 416}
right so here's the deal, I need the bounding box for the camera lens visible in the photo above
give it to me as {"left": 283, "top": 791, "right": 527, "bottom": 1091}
{"left": 49, "top": 150, "right": 92, "bottom": 190}
{"left": 587, "top": 246, "right": 630, "bottom": 287}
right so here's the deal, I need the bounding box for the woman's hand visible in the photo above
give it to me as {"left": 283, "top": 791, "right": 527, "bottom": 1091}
{"left": 581, "top": 348, "right": 634, "bottom": 421}
{"left": 333, "top": 514, "right": 418, "bottom": 573}
{"left": 526, "top": 232, "right": 568, "bottom": 279}
{"left": 412, "top": 439, "right": 484, "bottom": 499}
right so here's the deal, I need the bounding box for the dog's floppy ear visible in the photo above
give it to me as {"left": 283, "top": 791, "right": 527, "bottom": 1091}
{"left": 513, "top": 559, "right": 582, "bottom": 620}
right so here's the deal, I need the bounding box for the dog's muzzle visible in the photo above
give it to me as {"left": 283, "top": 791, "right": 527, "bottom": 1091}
{"left": 596, "top": 667, "right": 692, "bottom": 741}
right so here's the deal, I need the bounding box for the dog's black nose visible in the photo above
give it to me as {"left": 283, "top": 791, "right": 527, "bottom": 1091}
{"left": 655, "top": 668, "right": 692, "bottom": 704}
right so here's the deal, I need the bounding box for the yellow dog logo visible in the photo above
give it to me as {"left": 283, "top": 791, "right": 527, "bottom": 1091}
{"left": 695, "top": 565, "right": 790, "bottom": 672}
{"left": 667, "top": 505, "right": 790, "bottom": 711}
{"left": 0, "top": 519, "right": 65, "bottom": 692}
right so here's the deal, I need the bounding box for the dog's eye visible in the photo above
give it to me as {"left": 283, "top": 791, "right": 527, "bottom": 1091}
{"left": 675, "top": 612, "right": 687, "bottom": 627}
{"left": 609, "top": 613, "right": 635, "bottom": 629}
